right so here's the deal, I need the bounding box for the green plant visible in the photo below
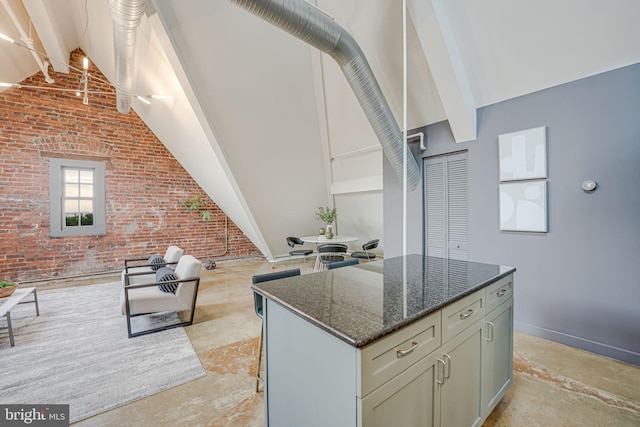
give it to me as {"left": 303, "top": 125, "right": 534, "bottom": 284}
{"left": 182, "top": 193, "right": 220, "bottom": 270}
{"left": 182, "top": 193, "right": 212, "bottom": 222}
{"left": 315, "top": 206, "right": 337, "bottom": 224}
{"left": 0, "top": 281, "right": 15, "bottom": 288}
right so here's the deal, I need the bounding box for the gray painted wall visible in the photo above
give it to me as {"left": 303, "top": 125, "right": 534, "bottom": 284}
{"left": 384, "top": 63, "right": 640, "bottom": 365}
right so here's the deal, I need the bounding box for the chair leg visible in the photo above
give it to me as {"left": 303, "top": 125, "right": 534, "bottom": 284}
{"left": 255, "top": 320, "right": 264, "bottom": 392}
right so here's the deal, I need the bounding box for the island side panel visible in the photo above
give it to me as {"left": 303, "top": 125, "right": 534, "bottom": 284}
{"left": 264, "top": 300, "right": 357, "bottom": 427}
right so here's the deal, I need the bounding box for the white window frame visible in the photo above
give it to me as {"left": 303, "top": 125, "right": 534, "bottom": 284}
{"left": 49, "top": 158, "right": 106, "bottom": 237}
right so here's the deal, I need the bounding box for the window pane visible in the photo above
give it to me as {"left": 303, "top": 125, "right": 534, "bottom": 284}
{"left": 64, "top": 169, "right": 79, "bottom": 183}
{"left": 65, "top": 183, "right": 79, "bottom": 197}
{"left": 79, "top": 184, "right": 93, "bottom": 197}
{"left": 65, "top": 214, "right": 79, "bottom": 227}
{"left": 79, "top": 200, "right": 93, "bottom": 213}
{"left": 64, "top": 199, "right": 78, "bottom": 212}
{"left": 81, "top": 213, "right": 94, "bottom": 226}
{"left": 79, "top": 170, "right": 93, "bottom": 184}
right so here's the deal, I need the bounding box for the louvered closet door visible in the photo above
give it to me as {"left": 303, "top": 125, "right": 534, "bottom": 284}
{"left": 424, "top": 152, "right": 468, "bottom": 260}
{"left": 425, "top": 157, "right": 446, "bottom": 257}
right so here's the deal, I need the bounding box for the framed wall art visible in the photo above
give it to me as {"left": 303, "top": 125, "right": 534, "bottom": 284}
{"left": 499, "top": 180, "right": 547, "bottom": 232}
{"left": 498, "top": 126, "right": 547, "bottom": 182}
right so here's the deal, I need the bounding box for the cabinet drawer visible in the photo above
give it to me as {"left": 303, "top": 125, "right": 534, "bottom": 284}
{"left": 359, "top": 311, "right": 441, "bottom": 397}
{"left": 442, "top": 289, "right": 485, "bottom": 342}
{"left": 486, "top": 275, "right": 513, "bottom": 313}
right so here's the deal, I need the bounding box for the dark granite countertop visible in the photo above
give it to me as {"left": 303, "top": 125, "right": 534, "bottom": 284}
{"left": 252, "top": 254, "right": 516, "bottom": 348}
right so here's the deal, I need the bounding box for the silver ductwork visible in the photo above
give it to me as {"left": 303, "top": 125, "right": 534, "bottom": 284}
{"left": 108, "top": 0, "right": 147, "bottom": 114}
{"left": 229, "top": 0, "right": 421, "bottom": 191}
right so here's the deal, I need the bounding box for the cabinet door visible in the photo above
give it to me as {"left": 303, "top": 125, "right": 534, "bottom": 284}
{"left": 440, "top": 319, "right": 484, "bottom": 427}
{"left": 359, "top": 352, "right": 440, "bottom": 427}
{"left": 482, "top": 299, "right": 513, "bottom": 418}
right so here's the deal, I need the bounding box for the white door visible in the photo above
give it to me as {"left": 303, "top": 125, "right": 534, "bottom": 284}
{"left": 424, "top": 152, "right": 468, "bottom": 260}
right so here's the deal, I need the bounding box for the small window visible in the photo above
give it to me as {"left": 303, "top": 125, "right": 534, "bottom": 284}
{"left": 50, "top": 158, "right": 106, "bottom": 237}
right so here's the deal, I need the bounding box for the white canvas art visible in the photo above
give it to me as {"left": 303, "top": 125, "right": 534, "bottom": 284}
{"left": 500, "top": 180, "right": 547, "bottom": 232}
{"left": 499, "top": 126, "right": 547, "bottom": 181}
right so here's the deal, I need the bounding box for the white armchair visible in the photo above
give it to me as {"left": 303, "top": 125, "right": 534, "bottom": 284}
{"left": 120, "top": 245, "right": 184, "bottom": 285}
{"left": 120, "top": 254, "right": 202, "bottom": 338}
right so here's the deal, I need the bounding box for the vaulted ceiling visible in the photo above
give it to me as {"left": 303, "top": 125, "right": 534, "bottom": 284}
{"left": 1, "top": 0, "right": 639, "bottom": 260}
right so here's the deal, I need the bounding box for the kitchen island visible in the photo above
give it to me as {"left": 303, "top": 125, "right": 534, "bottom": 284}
{"left": 252, "top": 255, "right": 516, "bottom": 427}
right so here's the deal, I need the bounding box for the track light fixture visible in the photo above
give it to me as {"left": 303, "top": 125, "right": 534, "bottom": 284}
{"left": 135, "top": 95, "right": 151, "bottom": 105}
{"left": 0, "top": 32, "right": 15, "bottom": 43}
{"left": 0, "top": 31, "right": 172, "bottom": 109}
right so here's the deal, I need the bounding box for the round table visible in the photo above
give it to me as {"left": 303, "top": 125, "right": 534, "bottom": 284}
{"left": 300, "top": 235, "right": 358, "bottom": 271}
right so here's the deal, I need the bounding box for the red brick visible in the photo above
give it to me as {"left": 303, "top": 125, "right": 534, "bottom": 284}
{"left": 0, "top": 50, "right": 261, "bottom": 282}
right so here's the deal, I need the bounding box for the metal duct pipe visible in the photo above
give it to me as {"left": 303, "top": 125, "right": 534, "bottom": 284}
{"left": 229, "top": 0, "right": 420, "bottom": 191}
{"left": 108, "top": 0, "right": 147, "bottom": 114}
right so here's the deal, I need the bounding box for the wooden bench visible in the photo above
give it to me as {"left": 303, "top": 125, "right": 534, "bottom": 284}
{"left": 0, "top": 287, "right": 40, "bottom": 347}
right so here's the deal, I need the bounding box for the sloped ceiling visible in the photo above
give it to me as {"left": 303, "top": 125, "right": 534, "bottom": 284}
{"left": 1, "top": 0, "right": 639, "bottom": 260}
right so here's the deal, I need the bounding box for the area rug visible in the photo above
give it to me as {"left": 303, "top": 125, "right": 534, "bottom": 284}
{"left": 0, "top": 282, "right": 206, "bottom": 423}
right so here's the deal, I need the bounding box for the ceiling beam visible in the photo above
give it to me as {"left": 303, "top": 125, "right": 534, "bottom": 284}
{"left": 147, "top": 4, "right": 273, "bottom": 260}
{"left": 23, "top": 0, "right": 69, "bottom": 73}
{"left": 408, "top": 0, "right": 476, "bottom": 142}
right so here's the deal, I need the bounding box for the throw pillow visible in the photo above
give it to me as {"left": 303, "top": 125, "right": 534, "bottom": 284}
{"left": 148, "top": 254, "right": 165, "bottom": 271}
{"left": 156, "top": 267, "right": 179, "bottom": 293}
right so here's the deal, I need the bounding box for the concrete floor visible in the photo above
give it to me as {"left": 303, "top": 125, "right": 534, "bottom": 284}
{"left": 54, "top": 257, "right": 640, "bottom": 426}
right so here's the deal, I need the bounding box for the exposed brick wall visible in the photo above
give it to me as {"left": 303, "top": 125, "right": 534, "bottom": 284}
{"left": 0, "top": 50, "right": 261, "bottom": 282}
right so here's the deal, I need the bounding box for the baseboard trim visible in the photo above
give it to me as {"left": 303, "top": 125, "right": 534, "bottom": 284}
{"left": 514, "top": 321, "right": 640, "bottom": 367}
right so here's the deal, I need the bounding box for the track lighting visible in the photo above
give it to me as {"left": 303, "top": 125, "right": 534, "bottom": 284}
{"left": 135, "top": 95, "right": 151, "bottom": 105}
{"left": 0, "top": 32, "right": 15, "bottom": 43}
{"left": 0, "top": 32, "right": 172, "bottom": 109}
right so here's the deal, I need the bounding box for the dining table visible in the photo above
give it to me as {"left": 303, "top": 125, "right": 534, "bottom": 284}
{"left": 300, "top": 235, "right": 358, "bottom": 272}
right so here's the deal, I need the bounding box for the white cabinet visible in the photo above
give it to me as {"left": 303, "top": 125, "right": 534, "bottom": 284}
{"left": 436, "top": 287, "right": 486, "bottom": 427}
{"left": 482, "top": 297, "right": 514, "bottom": 418}
{"left": 358, "top": 311, "right": 441, "bottom": 397}
{"left": 358, "top": 279, "right": 513, "bottom": 427}
{"left": 359, "top": 352, "right": 440, "bottom": 427}
{"left": 439, "top": 319, "right": 484, "bottom": 427}
{"left": 263, "top": 273, "right": 514, "bottom": 427}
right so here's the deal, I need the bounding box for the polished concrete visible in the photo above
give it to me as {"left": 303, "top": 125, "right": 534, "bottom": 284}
{"left": 44, "top": 257, "right": 640, "bottom": 426}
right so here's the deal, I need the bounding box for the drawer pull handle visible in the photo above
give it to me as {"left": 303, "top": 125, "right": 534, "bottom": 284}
{"left": 459, "top": 309, "right": 474, "bottom": 319}
{"left": 497, "top": 289, "right": 507, "bottom": 297}
{"left": 397, "top": 341, "right": 419, "bottom": 357}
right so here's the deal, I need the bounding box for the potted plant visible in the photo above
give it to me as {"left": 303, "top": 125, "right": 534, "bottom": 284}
{"left": 315, "top": 206, "right": 338, "bottom": 239}
{"left": 182, "top": 193, "right": 217, "bottom": 270}
{"left": 0, "top": 281, "right": 17, "bottom": 298}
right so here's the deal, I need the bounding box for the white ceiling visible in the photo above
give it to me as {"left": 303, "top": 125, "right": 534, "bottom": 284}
{"left": 1, "top": 0, "right": 639, "bottom": 259}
